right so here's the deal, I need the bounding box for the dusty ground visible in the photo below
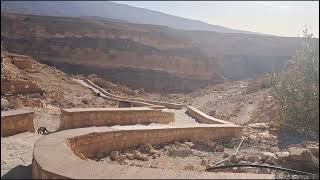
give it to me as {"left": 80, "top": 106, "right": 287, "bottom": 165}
{"left": 1, "top": 132, "right": 40, "bottom": 179}
{"left": 150, "top": 80, "right": 270, "bottom": 126}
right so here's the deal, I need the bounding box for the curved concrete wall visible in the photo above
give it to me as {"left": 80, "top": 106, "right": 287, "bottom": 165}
{"left": 85, "top": 79, "right": 184, "bottom": 110}
{"left": 186, "top": 106, "right": 232, "bottom": 124}
{"left": 32, "top": 125, "right": 249, "bottom": 179}
{"left": 1, "top": 109, "right": 35, "bottom": 137}
{"left": 68, "top": 125, "right": 242, "bottom": 159}
{"left": 59, "top": 107, "right": 175, "bottom": 130}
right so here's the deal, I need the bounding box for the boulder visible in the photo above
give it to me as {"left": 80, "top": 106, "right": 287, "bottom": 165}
{"left": 110, "top": 151, "right": 120, "bottom": 161}
{"left": 230, "top": 154, "right": 240, "bottom": 164}
{"left": 184, "top": 142, "right": 194, "bottom": 148}
{"left": 131, "top": 150, "right": 140, "bottom": 156}
{"left": 247, "top": 155, "right": 260, "bottom": 163}
{"left": 275, "top": 151, "right": 290, "bottom": 161}
{"left": 248, "top": 123, "right": 269, "bottom": 130}
{"left": 149, "top": 149, "right": 159, "bottom": 155}
{"left": 265, "top": 155, "right": 278, "bottom": 165}
{"left": 125, "top": 153, "right": 135, "bottom": 160}
{"left": 215, "top": 145, "right": 225, "bottom": 152}
{"left": 286, "top": 147, "right": 319, "bottom": 172}
{"left": 174, "top": 141, "right": 189, "bottom": 148}
{"left": 307, "top": 145, "right": 319, "bottom": 158}
{"left": 288, "top": 147, "right": 313, "bottom": 161}
{"left": 134, "top": 153, "right": 149, "bottom": 161}
{"left": 257, "top": 131, "right": 276, "bottom": 140}
{"left": 140, "top": 143, "right": 153, "bottom": 153}
{"left": 260, "top": 152, "right": 277, "bottom": 161}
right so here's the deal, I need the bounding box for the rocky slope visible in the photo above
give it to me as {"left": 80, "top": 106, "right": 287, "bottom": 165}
{"left": 1, "top": 50, "right": 118, "bottom": 111}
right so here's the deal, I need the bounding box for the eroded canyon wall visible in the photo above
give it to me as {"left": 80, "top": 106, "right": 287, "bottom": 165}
{"left": 1, "top": 12, "right": 223, "bottom": 92}
{"left": 2, "top": 12, "right": 309, "bottom": 92}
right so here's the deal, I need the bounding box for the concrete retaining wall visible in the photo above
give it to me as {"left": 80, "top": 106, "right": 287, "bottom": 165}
{"left": 1, "top": 109, "right": 35, "bottom": 137}
{"left": 59, "top": 107, "right": 175, "bottom": 130}
{"left": 32, "top": 125, "right": 252, "bottom": 179}
{"left": 85, "top": 79, "right": 184, "bottom": 110}
{"left": 68, "top": 125, "right": 242, "bottom": 159}
{"left": 186, "top": 106, "right": 232, "bottom": 124}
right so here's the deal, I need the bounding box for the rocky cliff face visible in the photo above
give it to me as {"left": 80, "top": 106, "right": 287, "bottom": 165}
{"left": 2, "top": 12, "right": 309, "bottom": 92}
{"left": 1, "top": 12, "right": 224, "bottom": 92}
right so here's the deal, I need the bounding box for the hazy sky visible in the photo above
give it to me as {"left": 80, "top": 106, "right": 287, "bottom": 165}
{"left": 115, "top": 1, "right": 319, "bottom": 37}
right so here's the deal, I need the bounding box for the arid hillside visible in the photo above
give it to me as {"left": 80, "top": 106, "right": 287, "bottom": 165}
{"left": 1, "top": 50, "right": 120, "bottom": 111}
{"left": 1, "top": 12, "right": 311, "bottom": 92}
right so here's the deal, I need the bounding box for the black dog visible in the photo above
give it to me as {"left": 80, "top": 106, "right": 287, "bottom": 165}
{"left": 37, "top": 127, "right": 50, "bottom": 135}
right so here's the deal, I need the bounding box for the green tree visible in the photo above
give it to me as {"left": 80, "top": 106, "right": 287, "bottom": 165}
{"left": 272, "top": 26, "right": 319, "bottom": 139}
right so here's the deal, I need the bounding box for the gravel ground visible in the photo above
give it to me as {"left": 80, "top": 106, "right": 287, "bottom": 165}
{"left": 1, "top": 132, "right": 41, "bottom": 178}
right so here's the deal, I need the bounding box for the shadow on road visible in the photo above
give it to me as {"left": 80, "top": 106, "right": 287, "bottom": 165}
{"left": 1, "top": 164, "right": 32, "bottom": 179}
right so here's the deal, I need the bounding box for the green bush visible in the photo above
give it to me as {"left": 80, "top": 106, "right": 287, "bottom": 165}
{"left": 272, "top": 27, "right": 319, "bottom": 139}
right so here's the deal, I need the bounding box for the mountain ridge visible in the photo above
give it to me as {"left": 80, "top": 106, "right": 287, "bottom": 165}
{"left": 1, "top": 1, "right": 266, "bottom": 35}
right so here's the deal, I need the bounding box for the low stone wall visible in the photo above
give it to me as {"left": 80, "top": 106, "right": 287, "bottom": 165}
{"left": 59, "top": 107, "right": 175, "bottom": 130}
{"left": 32, "top": 125, "right": 265, "bottom": 179}
{"left": 186, "top": 106, "right": 232, "bottom": 124}
{"left": 68, "top": 125, "right": 242, "bottom": 159}
{"left": 85, "top": 79, "right": 184, "bottom": 110}
{"left": 1, "top": 109, "right": 35, "bottom": 137}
